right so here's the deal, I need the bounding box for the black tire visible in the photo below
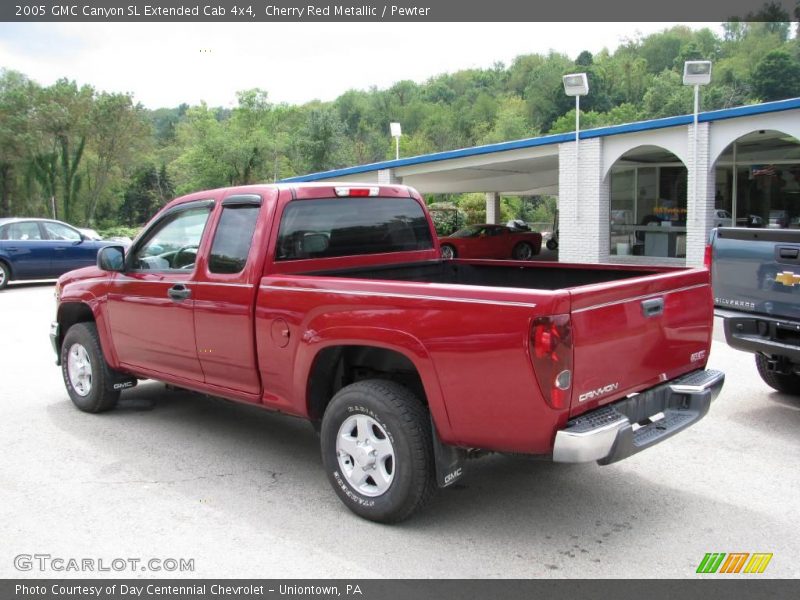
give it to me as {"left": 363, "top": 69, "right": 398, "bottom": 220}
{"left": 320, "top": 379, "right": 436, "bottom": 523}
{"left": 755, "top": 354, "right": 800, "bottom": 395}
{"left": 441, "top": 244, "right": 456, "bottom": 260}
{"left": 0, "top": 261, "right": 10, "bottom": 290}
{"left": 546, "top": 239, "right": 558, "bottom": 251}
{"left": 60, "top": 322, "right": 121, "bottom": 413}
{"left": 512, "top": 242, "right": 534, "bottom": 260}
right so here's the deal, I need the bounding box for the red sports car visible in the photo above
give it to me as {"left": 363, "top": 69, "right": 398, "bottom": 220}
{"left": 439, "top": 224, "right": 543, "bottom": 260}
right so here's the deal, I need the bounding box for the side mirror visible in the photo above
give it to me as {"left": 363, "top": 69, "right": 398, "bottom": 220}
{"left": 97, "top": 245, "right": 126, "bottom": 272}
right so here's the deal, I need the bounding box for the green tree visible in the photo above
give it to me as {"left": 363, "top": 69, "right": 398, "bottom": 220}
{"left": 480, "top": 96, "right": 534, "bottom": 144}
{"left": 120, "top": 164, "right": 173, "bottom": 226}
{"left": 298, "top": 107, "right": 349, "bottom": 172}
{"left": 751, "top": 49, "right": 800, "bottom": 101}
{"left": 84, "top": 92, "right": 152, "bottom": 224}
{"left": 0, "top": 70, "right": 37, "bottom": 217}
{"left": 34, "top": 79, "right": 94, "bottom": 222}
{"left": 642, "top": 70, "right": 694, "bottom": 118}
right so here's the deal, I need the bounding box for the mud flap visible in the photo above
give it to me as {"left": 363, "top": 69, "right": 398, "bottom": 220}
{"left": 431, "top": 419, "right": 467, "bottom": 488}
{"left": 106, "top": 372, "right": 137, "bottom": 392}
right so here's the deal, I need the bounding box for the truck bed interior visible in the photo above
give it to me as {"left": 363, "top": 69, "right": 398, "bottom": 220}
{"left": 312, "top": 260, "right": 666, "bottom": 291}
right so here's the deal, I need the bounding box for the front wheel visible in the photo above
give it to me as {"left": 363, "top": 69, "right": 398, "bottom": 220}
{"left": 512, "top": 242, "right": 534, "bottom": 260}
{"left": 320, "top": 380, "right": 436, "bottom": 523}
{"left": 755, "top": 354, "right": 800, "bottom": 395}
{"left": 546, "top": 238, "right": 558, "bottom": 251}
{"left": 61, "top": 322, "right": 121, "bottom": 413}
{"left": 441, "top": 244, "right": 456, "bottom": 260}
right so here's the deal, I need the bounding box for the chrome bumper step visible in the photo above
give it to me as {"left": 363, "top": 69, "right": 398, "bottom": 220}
{"left": 553, "top": 369, "right": 724, "bottom": 464}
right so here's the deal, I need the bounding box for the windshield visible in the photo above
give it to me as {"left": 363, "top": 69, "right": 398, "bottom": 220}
{"left": 449, "top": 225, "right": 484, "bottom": 238}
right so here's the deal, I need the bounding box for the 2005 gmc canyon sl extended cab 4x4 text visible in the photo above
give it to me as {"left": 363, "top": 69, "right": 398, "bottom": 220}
{"left": 50, "top": 183, "right": 724, "bottom": 522}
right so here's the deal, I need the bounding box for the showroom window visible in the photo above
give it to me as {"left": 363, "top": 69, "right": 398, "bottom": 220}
{"left": 609, "top": 164, "right": 687, "bottom": 259}
{"left": 714, "top": 131, "right": 800, "bottom": 229}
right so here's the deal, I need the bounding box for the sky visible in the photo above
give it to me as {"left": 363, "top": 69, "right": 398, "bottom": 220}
{"left": 0, "top": 22, "right": 722, "bottom": 109}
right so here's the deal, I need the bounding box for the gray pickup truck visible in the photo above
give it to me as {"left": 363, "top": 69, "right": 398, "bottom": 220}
{"left": 711, "top": 227, "right": 800, "bottom": 394}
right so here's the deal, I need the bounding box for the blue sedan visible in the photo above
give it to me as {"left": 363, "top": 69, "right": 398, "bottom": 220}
{"left": 0, "top": 218, "right": 116, "bottom": 290}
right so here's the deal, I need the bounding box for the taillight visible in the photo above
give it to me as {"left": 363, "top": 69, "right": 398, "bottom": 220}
{"left": 530, "top": 314, "right": 573, "bottom": 410}
{"left": 335, "top": 186, "right": 379, "bottom": 197}
{"left": 704, "top": 244, "right": 712, "bottom": 270}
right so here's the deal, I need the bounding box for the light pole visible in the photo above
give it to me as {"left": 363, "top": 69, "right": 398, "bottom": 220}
{"left": 683, "top": 60, "right": 712, "bottom": 223}
{"left": 562, "top": 73, "right": 589, "bottom": 221}
{"left": 390, "top": 122, "right": 402, "bottom": 160}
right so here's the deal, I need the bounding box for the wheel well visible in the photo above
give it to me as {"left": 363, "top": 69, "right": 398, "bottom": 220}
{"left": 307, "top": 345, "right": 426, "bottom": 422}
{"left": 57, "top": 303, "right": 96, "bottom": 351}
{"left": 0, "top": 258, "right": 10, "bottom": 276}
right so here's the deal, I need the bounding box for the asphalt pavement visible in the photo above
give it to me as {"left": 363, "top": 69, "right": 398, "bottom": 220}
{"left": 1, "top": 281, "right": 799, "bottom": 578}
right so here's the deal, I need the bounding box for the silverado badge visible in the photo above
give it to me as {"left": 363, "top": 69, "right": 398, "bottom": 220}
{"left": 775, "top": 271, "right": 800, "bottom": 287}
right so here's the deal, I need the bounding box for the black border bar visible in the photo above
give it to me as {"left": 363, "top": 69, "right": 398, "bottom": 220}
{"left": 3, "top": 579, "right": 800, "bottom": 600}
{"left": 2, "top": 0, "right": 799, "bottom": 22}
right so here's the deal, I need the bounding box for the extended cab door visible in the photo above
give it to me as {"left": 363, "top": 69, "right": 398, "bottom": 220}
{"left": 106, "top": 200, "right": 213, "bottom": 382}
{"left": 192, "top": 193, "right": 270, "bottom": 399}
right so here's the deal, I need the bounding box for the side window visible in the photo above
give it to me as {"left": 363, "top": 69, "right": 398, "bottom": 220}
{"left": 132, "top": 206, "right": 211, "bottom": 271}
{"left": 208, "top": 204, "right": 260, "bottom": 274}
{"left": 7, "top": 222, "right": 43, "bottom": 241}
{"left": 43, "top": 222, "right": 81, "bottom": 241}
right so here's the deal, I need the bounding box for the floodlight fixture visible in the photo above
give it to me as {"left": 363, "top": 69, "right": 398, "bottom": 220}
{"left": 683, "top": 61, "right": 712, "bottom": 86}
{"left": 562, "top": 73, "right": 589, "bottom": 97}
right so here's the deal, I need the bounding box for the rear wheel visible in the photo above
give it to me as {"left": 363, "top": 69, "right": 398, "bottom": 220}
{"left": 441, "top": 244, "right": 456, "bottom": 260}
{"left": 512, "top": 242, "right": 534, "bottom": 260}
{"left": 61, "top": 322, "right": 121, "bottom": 413}
{"left": 546, "top": 239, "right": 558, "bottom": 251}
{"left": 320, "top": 379, "right": 436, "bottom": 523}
{"left": 755, "top": 354, "right": 800, "bottom": 395}
{"left": 0, "top": 261, "right": 9, "bottom": 290}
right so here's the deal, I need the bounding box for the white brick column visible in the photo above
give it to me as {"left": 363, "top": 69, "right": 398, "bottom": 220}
{"left": 557, "top": 137, "right": 609, "bottom": 263}
{"left": 377, "top": 169, "right": 401, "bottom": 184}
{"left": 686, "top": 122, "right": 714, "bottom": 266}
{"left": 485, "top": 192, "right": 501, "bottom": 224}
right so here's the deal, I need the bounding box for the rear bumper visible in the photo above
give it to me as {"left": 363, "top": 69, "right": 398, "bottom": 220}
{"left": 553, "top": 369, "right": 724, "bottom": 464}
{"left": 722, "top": 313, "right": 800, "bottom": 363}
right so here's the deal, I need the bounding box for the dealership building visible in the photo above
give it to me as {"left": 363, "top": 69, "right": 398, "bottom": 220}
{"left": 283, "top": 97, "right": 800, "bottom": 267}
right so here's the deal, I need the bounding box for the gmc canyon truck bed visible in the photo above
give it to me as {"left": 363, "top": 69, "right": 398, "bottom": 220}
{"left": 51, "top": 183, "right": 723, "bottom": 522}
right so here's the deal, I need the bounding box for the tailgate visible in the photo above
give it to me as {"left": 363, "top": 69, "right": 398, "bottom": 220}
{"left": 712, "top": 227, "right": 800, "bottom": 320}
{"left": 568, "top": 268, "right": 713, "bottom": 417}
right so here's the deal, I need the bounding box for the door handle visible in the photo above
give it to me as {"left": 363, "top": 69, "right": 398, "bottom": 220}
{"left": 776, "top": 246, "right": 800, "bottom": 264}
{"left": 167, "top": 284, "right": 191, "bottom": 301}
{"left": 641, "top": 297, "right": 664, "bottom": 318}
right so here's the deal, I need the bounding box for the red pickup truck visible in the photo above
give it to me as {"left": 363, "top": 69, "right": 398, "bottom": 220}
{"left": 50, "top": 183, "right": 723, "bottom": 522}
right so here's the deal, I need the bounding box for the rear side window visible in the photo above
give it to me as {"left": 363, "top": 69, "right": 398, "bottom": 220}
{"left": 208, "top": 204, "right": 260, "bottom": 274}
{"left": 6, "top": 222, "right": 43, "bottom": 241}
{"left": 276, "top": 197, "right": 433, "bottom": 260}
